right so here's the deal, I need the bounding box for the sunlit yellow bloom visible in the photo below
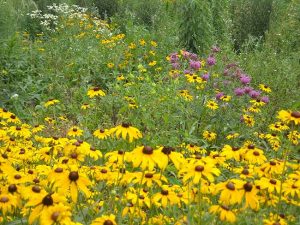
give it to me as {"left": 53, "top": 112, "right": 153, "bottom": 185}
{"left": 107, "top": 62, "right": 114, "bottom": 68}
{"left": 81, "top": 103, "right": 91, "bottom": 110}
{"left": 87, "top": 87, "right": 106, "bottom": 98}
{"left": 259, "top": 84, "right": 272, "bottom": 93}
{"left": 209, "top": 204, "right": 236, "bottom": 223}
{"left": 44, "top": 99, "right": 60, "bottom": 107}
{"left": 277, "top": 110, "right": 300, "bottom": 125}
{"left": 109, "top": 123, "right": 142, "bottom": 143}
{"left": 206, "top": 100, "right": 218, "bottom": 110}
{"left": 149, "top": 61, "right": 157, "bottom": 66}
{"left": 152, "top": 185, "right": 180, "bottom": 208}
{"left": 91, "top": 214, "right": 117, "bottom": 225}
{"left": 67, "top": 126, "right": 83, "bottom": 137}
{"left": 203, "top": 130, "right": 217, "bottom": 141}
{"left": 93, "top": 128, "right": 110, "bottom": 140}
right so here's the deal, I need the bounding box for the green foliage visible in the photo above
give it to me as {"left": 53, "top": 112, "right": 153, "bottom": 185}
{"left": 265, "top": 0, "right": 300, "bottom": 54}
{"left": 89, "top": 0, "right": 119, "bottom": 19}
{"left": 0, "top": 0, "right": 37, "bottom": 39}
{"left": 179, "top": 0, "right": 214, "bottom": 54}
{"left": 231, "top": 0, "right": 273, "bottom": 51}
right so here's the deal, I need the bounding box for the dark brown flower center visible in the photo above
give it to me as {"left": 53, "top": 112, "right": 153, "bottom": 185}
{"left": 162, "top": 146, "right": 174, "bottom": 155}
{"left": 32, "top": 186, "right": 41, "bottom": 193}
{"left": 72, "top": 128, "right": 77, "bottom": 132}
{"left": 42, "top": 194, "right": 54, "bottom": 206}
{"left": 221, "top": 205, "right": 229, "bottom": 211}
{"left": 270, "top": 179, "right": 277, "bottom": 185}
{"left": 55, "top": 168, "right": 63, "bottom": 173}
{"left": 16, "top": 127, "right": 21, "bottom": 131}
{"left": 100, "top": 129, "right": 105, "bottom": 133}
{"left": 14, "top": 174, "right": 21, "bottom": 179}
{"left": 195, "top": 165, "right": 204, "bottom": 172}
{"left": 232, "top": 147, "right": 239, "bottom": 151}
{"left": 51, "top": 212, "right": 60, "bottom": 221}
{"left": 142, "top": 146, "right": 153, "bottom": 155}
{"left": 90, "top": 147, "right": 96, "bottom": 151}
{"left": 104, "top": 220, "right": 114, "bottom": 225}
{"left": 291, "top": 111, "right": 300, "bottom": 118}
{"left": 242, "top": 168, "right": 249, "bottom": 175}
{"left": 70, "top": 153, "right": 78, "bottom": 159}
{"left": 270, "top": 161, "right": 276, "bottom": 166}
{"left": 93, "top": 87, "right": 100, "bottom": 91}
{"left": 121, "top": 122, "right": 130, "bottom": 128}
{"left": 226, "top": 182, "right": 235, "bottom": 191}
{"left": 101, "top": 169, "right": 108, "bottom": 174}
{"left": 161, "top": 190, "right": 169, "bottom": 195}
{"left": 253, "top": 151, "right": 260, "bottom": 156}
{"left": 68, "top": 171, "right": 79, "bottom": 181}
{"left": 8, "top": 184, "right": 17, "bottom": 193}
{"left": 248, "top": 144, "right": 255, "bottom": 149}
{"left": 243, "top": 182, "right": 253, "bottom": 192}
{"left": 145, "top": 173, "right": 153, "bottom": 178}
{"left": 0, "top": 197, "right": 9, "bottom": 203}
{"left": 118, "top": 150, "right": 124, "bottom": 155}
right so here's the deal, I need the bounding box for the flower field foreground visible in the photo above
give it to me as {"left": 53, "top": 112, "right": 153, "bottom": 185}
{"left": 0, "top": 3, "right": 300, "bottom": 225}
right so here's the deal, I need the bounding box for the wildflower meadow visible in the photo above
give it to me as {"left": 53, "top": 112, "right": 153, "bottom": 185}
{"left": 0, "top": 1, "right": 299, "bottom": 225}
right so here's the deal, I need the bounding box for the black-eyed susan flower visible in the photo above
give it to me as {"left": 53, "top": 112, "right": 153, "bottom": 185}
{"left": 55, "top": 168, "right": 91, "bottom": 203}
{"left": 128, "top": 146, "right": 163, "bottom": 171}
{"left": 32, "top": 124, "right": 45, "bottom": 133}
{"left": 134, "top": 171, "right": 168, "bottom": 188}
{"left": 241, "top": 181, "right": 259, "bottom": 210}
{"left": 277, "top": 110, "right": 300, "bottom": 125}
{"left": 0, "top": 193, "right": 18, "bottom": 215}
{"left": 87, "top": 87, "right": 106, "bottom": 98}
{"left": 215, "top": 179, "right": 243, "bottom": 205}
{"left": 105, "top": 150, "right": 128, "bottom": 166}
{"left": 241, "top": 114, "right": 255, "bottom": 127}
{"left": 206, "top": 100, "right": 218, "bottom": 110}
{"left": 8, "top": 125, "right": 31, "bottom": 138}
{"left": 256, "top": 177, "right": 281, "bottom": 194}
{"left": 180, "top": 160, "right": 220, "bottom": 184}
{"left": 209, "top": 204, "right": 236, "bottom": 223}
{"left": 109, "top": 123, "right": 142, "bottom": 143}
{"left": 91, "top": 214, "right": 117, "bottom": 225}
{"left": 93, "top": 128, "right": 110, "bottom": 140}
{"left": 152, "top": 185, "right": 180, "bottom": 208}
{"left": 269, "top": 122, "right": 289, "bottom": 132}
{"left": 39, "top": 203, "right": 72, "bottom": 225}
{"left": 203, "top": 130, "right": 217, "bottom": 142}
{"left": 81, "top": 103, "right": 91, "bottom": 110}
{"left": 259, "top": 84, "right": 272, "bottom": 93}
{"left": 107, "top": 62, "right": 114, "bottom": 68}
{"left": 156, "top": 146, "right": 185, "bottom": 170}
{"left": 44, "top": 99, "right": 60, "bottom": 108}
{"left": 244, "top": 148, "right": 266, "bottom": 165}
{"left": 67, "top": 126, "right": 83, "bottom": 137}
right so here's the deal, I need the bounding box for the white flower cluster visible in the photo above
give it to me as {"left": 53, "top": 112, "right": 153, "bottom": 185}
{"left": 27, "top": 3, "right": 88, "bottom": 32}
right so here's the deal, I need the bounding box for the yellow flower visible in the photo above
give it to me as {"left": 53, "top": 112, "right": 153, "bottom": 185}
{"left": 259, "top": 84, "right": 272, "bottom": 93}
{"left": 107, "top": 62, "right": 114, "bottom": 68}
{"left": 242, "top": 114, "right": 255, "bottom": 127}
{"left": 220, "top": 95, "right": 231, "bottom": 102}
{"left": 148, "top": 61, "right": 157, "bottom": 66}
{"left": 87, "top": 87, "right": 106, "bottom": 98}
{"left": 0, "top": 193, "right": 18, "bottom": 215}
{"left": 152, "top": 185, "right": 180, "bottom": 208}
{"left": 109, "top": 123, "right": 142, "bottom": 143}
{"left": 44, "top": 99, "right": 60, "bottom": 107}
{"left": 203, "top": 130, "right": 217, "bottom": 141}
{"left": 91, "top": 214, "right": 117, "bottom": 225}
{"left": 209, "top": 204, "right": 236, "bottom": 223}
{"left": 39, "top": 203, "right": 72, "bottom": 225}
{"left": 81, "top": 103, "right": 91, "bottom": 110}
{"left": 139, "top": 39, "right": 146, "bottom": 46}
{"left": 67, "top": 126, "right": 83, "bottom": 137}
{"left": 277, "top": 110, "right": 300, "bottom": 125}
{"left": 206, "top": 100, "right": 218, "bottom": 110}
{"left": 93, "top": 128, "right": 110, "bottom": 140}
{"left": 150, "top": 40, "right": 157, "bottom": 47}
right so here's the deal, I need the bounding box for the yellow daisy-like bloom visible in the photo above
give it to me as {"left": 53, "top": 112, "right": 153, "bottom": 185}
{"left": 45, "top": 117, "right": 55, "bottom": 124}
{"left": 185, "top": 74, "right": 203, "bottom": 83}
{"left": 268, "top": 122, "right": 289, "bottom": 132}
{"left": 81, "top": 103, "right": 91, "bottom": 110}
{"left": 255, "top": 177, "right": 281, "bottom": 194}
{"left": 216, "top": 179, "right": 244, "bottom": 205}
{"left": 250, "top": 99, "right": 266, "bottom": 107}
{"left": 242, "top": 114, "right": 255, "bottom": 127}
{"left": 8, "top": 125, "right": 31, "bottom": 138}
{"left": 277, "top": 110, "right": 300, "bottom": 125}
{"left": 206, "top": 100, "right": 218, "bottom": 110}
{"left": 148, "top": 61, "right": 157, "bottom": 66}
{"left": 220, "top": 95, "right": 231, "bottom": 102}
{"left": 139, "top": 39, "right": 146, "bottom": 46}
{"left": 107, "top": 62, "right": 114, "bottom": 68}
{"left": 0, "top": 193, "right": 18, "bottom": 215}
{"left": 87, "top": 87, "right": 106, "bottom": 98}
{"left": 220, "top": 145, "right": 244, "bottom": 161}
{"left": 128, "top": 146, "right": 163, "bottom": 170}
{"left": 244, "top": 148, "right": 267, "bottom": 165}
{"left": 178, "top": 90, "right": 193, "bottom": 101}
{"left": 259, "top": 84, "right": 272, "bottom": 93}
{"left": 67, "top": 126, "right": 83, "bottom": 137}
{"left": 32, "top": 124, "right": 45, "bottom": 133}
{"left": 150, "top": 40, "right": 157, "bottom": 47}
{"left": 44, "top": 99, "right": 60, "bottom": 107}
{"left": 203, "top": 130, "right": 217, "bottom": 141}
{"left": 242, "top": 181, "right": 260, "bottom": 210}
{"left": 152, "top": 185, "right": 180, "bottom": 208}
{"left": 226, "top": 133, "right": 239, "bottom": 140}
{"left": 39, "top": 203, "right": 72, "bottom": 225}
{"left": 93, "top": 128, "right": 110, "bottom": 140}
{"left": 91, "top": 214, "right": 117, "bottom": 225}
{"left": 55, "top": 169, "right": 91, "bottom": 203}
{"left": 180, "top": 160, "right": 220, "bottom": 184}
{"left": 109, "top": 123, "right": 142, "bottom": 143}
{"left": 209, "top": 204, "right": 236, "bottom": 223}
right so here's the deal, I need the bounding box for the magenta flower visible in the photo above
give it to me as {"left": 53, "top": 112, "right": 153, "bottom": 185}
{"left": 249, "top": 90, "right": 261, "bottom": 99}
{"left": 207, "top": 55, "right": 216, "bottom": 66}
{"left": 189, "top": 60, "right": 201, "bottom": 70}
{"left": 234, "top": 88, "right": 245, "bottom": 96}
{"left": 240, "top": 75, "right": 251, "bottom": 85}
